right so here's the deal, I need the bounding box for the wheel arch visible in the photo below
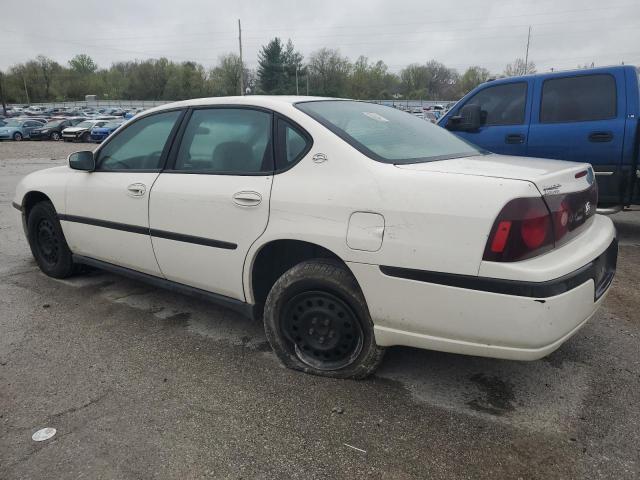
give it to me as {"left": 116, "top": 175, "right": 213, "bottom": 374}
{"left": 21, "top": 191, "right": 54, "bottom": 219}
{"left": 246, "top": 238, "right": 358, "bottom": 316}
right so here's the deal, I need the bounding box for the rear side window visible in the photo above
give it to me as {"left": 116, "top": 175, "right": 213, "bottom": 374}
{"left": 275, "top": 118, "right": 311, "bottom": 170}
{"left": 174, "top": 108, "right": 272, "bottom": 174}
{"left": 462, "top": 82, "right": 527, "bottom": 126}
{"left": 540, "top": 74, "right": 616, "bottom": 123}
{"left": 297, "top": 100, "right": 481, "bottom": 164}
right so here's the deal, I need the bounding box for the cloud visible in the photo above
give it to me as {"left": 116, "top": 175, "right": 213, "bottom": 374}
{"left": 1, "top": 0, "right": 637, "bottom": 74}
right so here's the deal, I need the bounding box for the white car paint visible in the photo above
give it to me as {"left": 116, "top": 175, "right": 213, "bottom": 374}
{"left": 13, "top": 95, "right": 616, "bottom": 362}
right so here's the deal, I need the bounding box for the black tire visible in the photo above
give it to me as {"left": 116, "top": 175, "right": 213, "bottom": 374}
{"left": 50, "top": 131, "right": 61, "bottom": 141}
{"left": 81, "top": 132, "right": 90, "bottom": 143}
{"left": 13, "top": 132, "right": 23, "bottom": 141}
{"left": 263, "top": 259, "right": 385, "bottom": 379}
{"left": 27, "top": 201, "right": 75, "bottom": 278}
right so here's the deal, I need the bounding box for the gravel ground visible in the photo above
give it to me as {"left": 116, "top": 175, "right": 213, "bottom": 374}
{"left": 1, "top": 141, "right": 639, "bottom": 479}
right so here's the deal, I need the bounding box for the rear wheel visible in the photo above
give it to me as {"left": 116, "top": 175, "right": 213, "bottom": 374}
{"left": 27, "top": 202, "right": 75, "bottom": 278}
{"left": 13, "top": 132, "right": 23, "bottom": 141}
{"left": 263, "top": 259, "right": 385, "bottom": 379}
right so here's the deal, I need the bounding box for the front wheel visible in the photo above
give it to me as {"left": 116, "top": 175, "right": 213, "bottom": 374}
{"left": 50, "top": 131, "right": 61, "bottom": 141}
{"left": 263, "top": 260, "right": 385, "bottom": 379}
{"left": 13, "top": 132, "right": 23, "bottom": 141}
{"left": 81, "top": 132, "right": 90, "bottom": 143}
{"left": 27, "top": 202, "right": 75, "bottom": 278}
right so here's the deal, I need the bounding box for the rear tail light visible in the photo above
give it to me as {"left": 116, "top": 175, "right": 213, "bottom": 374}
{"left": 483, "top": 197, "right": 553, "bottom": 262}
{"left": 483, "top": 182, "right": 597, "bottom": 262}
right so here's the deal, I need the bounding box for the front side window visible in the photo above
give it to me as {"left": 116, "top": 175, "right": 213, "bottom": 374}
{"left": 174, "top": 108, "right": 272, "bottom": 173}
{"left": 296, "top": 100, "right": 481, "bottom": 164}
{"left": 462, "top": 82, "right": 527, "bottom": 126}
{"left": 276, "top": 119, "right": 311, "bottom": 170}
{"left": 97, "top": 110, "right": 181, "bottom": 171}
{"left": 540, "top": 74, "right": 616, "bottom": 123}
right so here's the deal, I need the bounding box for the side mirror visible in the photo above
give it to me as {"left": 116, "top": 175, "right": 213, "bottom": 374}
{"left": 68, "top": 151, "right": 95, "bottom": 171}
{"left": 458, "top": 104, "right": 482, "bottom": 131}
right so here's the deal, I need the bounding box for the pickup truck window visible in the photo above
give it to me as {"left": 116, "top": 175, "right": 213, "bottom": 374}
{"left": 462, "top": 82, "right": 527, "bottom": 126}
{"left": 540, "top": 74, "right": 616, "bottom": 123}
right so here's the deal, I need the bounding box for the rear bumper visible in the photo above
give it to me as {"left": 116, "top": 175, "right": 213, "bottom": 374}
{"left": 348, "top": 219, "right": 617, "bottom": 361}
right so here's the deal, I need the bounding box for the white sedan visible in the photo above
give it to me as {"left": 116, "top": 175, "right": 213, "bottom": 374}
{"left": 13, "top": 96, "right": 617, "bottom": 379}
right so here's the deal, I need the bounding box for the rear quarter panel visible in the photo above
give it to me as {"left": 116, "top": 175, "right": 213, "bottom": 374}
{"left": 243, "top": 105, "right": 540, "bottom": 301}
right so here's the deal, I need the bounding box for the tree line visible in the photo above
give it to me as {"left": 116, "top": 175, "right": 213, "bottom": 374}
{"left": 0, "top": 38, "right": 538, "bottom": 104}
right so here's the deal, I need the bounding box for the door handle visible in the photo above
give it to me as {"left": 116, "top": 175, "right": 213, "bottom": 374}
{"left": 505, "top": 133, "right": 525, "bottom": 144}
{"left": 127, "top": 183, "right": 147, "bottom": 197}
{"left": 588, "top": 131, "right": 613, "bottom": 143}
{"left": 232, "top": 191, "right": 262, "bottom": 207}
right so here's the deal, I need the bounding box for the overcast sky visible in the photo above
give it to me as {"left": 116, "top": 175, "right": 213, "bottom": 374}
{"left": 1, "top": 0, "right": 638, "bottom": 74}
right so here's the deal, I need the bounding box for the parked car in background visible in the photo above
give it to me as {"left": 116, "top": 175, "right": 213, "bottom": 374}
{"left": 424, "top": 111, "right": 438, "bottom": 123}
{"left": 13, "top": 96, "right": 616, "bottom": 378}
{"left": 89, "top": 120, "right": 124, "bottom": 143}
{"left": 0, "top": 118, "right": 46, "bottom": 141}
{"left": 30, "top": 118, "right": 85, "bottom": 141}
{"left": 439, "top": 65, "right": 640, "bottom": 210}
{"left": 62, "top": 119, "right": 109, "bottom": 142}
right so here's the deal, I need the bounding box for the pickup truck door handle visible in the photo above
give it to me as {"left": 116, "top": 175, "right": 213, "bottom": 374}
{"left": 232, "top": 191, "right": 262, "bottom": 207}
{"left": 126, "top": 183, "right": 147, "bottom": 197}
{"left": 588, "top": 131, "right": 613, "bottom": 143}
{"left": 505, "top": 133, "right": 526, "bottom": 144}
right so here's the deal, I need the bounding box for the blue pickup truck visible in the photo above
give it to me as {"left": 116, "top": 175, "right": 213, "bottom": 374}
{"left": 438, "top": 65, "right": 640, "bottom": 210}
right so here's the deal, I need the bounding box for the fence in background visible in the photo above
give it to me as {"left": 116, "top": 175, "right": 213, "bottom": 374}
{"left": 6, "top": 98, "right": 456, "bottom": 110}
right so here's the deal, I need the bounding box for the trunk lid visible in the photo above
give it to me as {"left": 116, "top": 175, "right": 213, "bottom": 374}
{"left": 395, "top": 153, "right": 595, "bottom": 196}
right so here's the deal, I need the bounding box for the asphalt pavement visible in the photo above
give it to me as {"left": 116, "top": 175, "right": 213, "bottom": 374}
{"left": 1, "top": 141, "right": 639, "bottom": 479}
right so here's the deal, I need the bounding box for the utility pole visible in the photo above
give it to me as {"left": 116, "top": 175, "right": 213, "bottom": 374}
{"left": 306, "top": 74, "right": 309, "bottom": 96}
{"left": 22, "top": 75, "right": 30, "bottom": 105}
{"left": 524, "top": 25, "right": 531, "bottom": 74}
{"left": 0, "top": 72, "right": 7, "bottom": 116}
{"left": 238, "top": 19, "right": 244, "bottom": 96}
{"left": 295, "top": 68, "right": 299, "bottom": 95}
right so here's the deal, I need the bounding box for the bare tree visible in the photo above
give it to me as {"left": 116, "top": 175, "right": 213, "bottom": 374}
{"left": 504, "top": 58, "right": 536, "bottom": 77}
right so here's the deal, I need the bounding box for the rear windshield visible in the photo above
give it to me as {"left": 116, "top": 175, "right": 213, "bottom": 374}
{"left": 296, "top": 100, "right": 482, "bottom": 164}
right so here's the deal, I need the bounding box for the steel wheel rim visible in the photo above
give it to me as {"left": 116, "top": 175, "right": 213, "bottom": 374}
{"left": 282, "top": 291, "right": 364, "bottom": 371}
{"left": 36, "top": 218, "right": 59, "bottom": 265}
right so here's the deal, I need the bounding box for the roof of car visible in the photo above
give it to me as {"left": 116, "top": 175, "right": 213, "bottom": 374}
{"left": 142, "top": 95, "right": 338, "bottom": 117}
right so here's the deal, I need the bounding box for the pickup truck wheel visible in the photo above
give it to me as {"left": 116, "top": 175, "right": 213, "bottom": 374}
{"left": 27, "top": 201, "right": 75, "bottom": 278}
{"left": 263, "top": 259, "right": 385, "bottom": 379}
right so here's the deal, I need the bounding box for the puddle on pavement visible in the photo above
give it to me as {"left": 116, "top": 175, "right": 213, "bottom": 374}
{"left": 59, "top": 271, "right": 268, "bottom": 351}
{"left": 376, "top": 344, "right": 591, "bottom": 433}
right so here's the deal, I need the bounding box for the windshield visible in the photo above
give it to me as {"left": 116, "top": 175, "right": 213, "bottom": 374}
{"left": 76, "top": 121, "right": 93, "bottom": 128}
{"left": 44, "top": 121, "right": 64, "bottom": 128}
{"left": 296, "top": 100, "right": 482, "bottom": 164}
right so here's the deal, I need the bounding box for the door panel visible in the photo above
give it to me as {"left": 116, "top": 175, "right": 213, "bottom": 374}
{"left": 149, "top": 174, "right": 272, "bottom": 299}
{"left": 527, "top": 72, "right": 626, "bottom": 204}
{"left": 63, "top": 172, "right": 162, "bottom": 275}
{"left": 449, "top": 80, "right": 531, "bottom": 156}
{"left": 62, "top": 109, "right": 183, "bottom": 275}
{"left": 149, "top": 107, "right": 274, "bottom": 300}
